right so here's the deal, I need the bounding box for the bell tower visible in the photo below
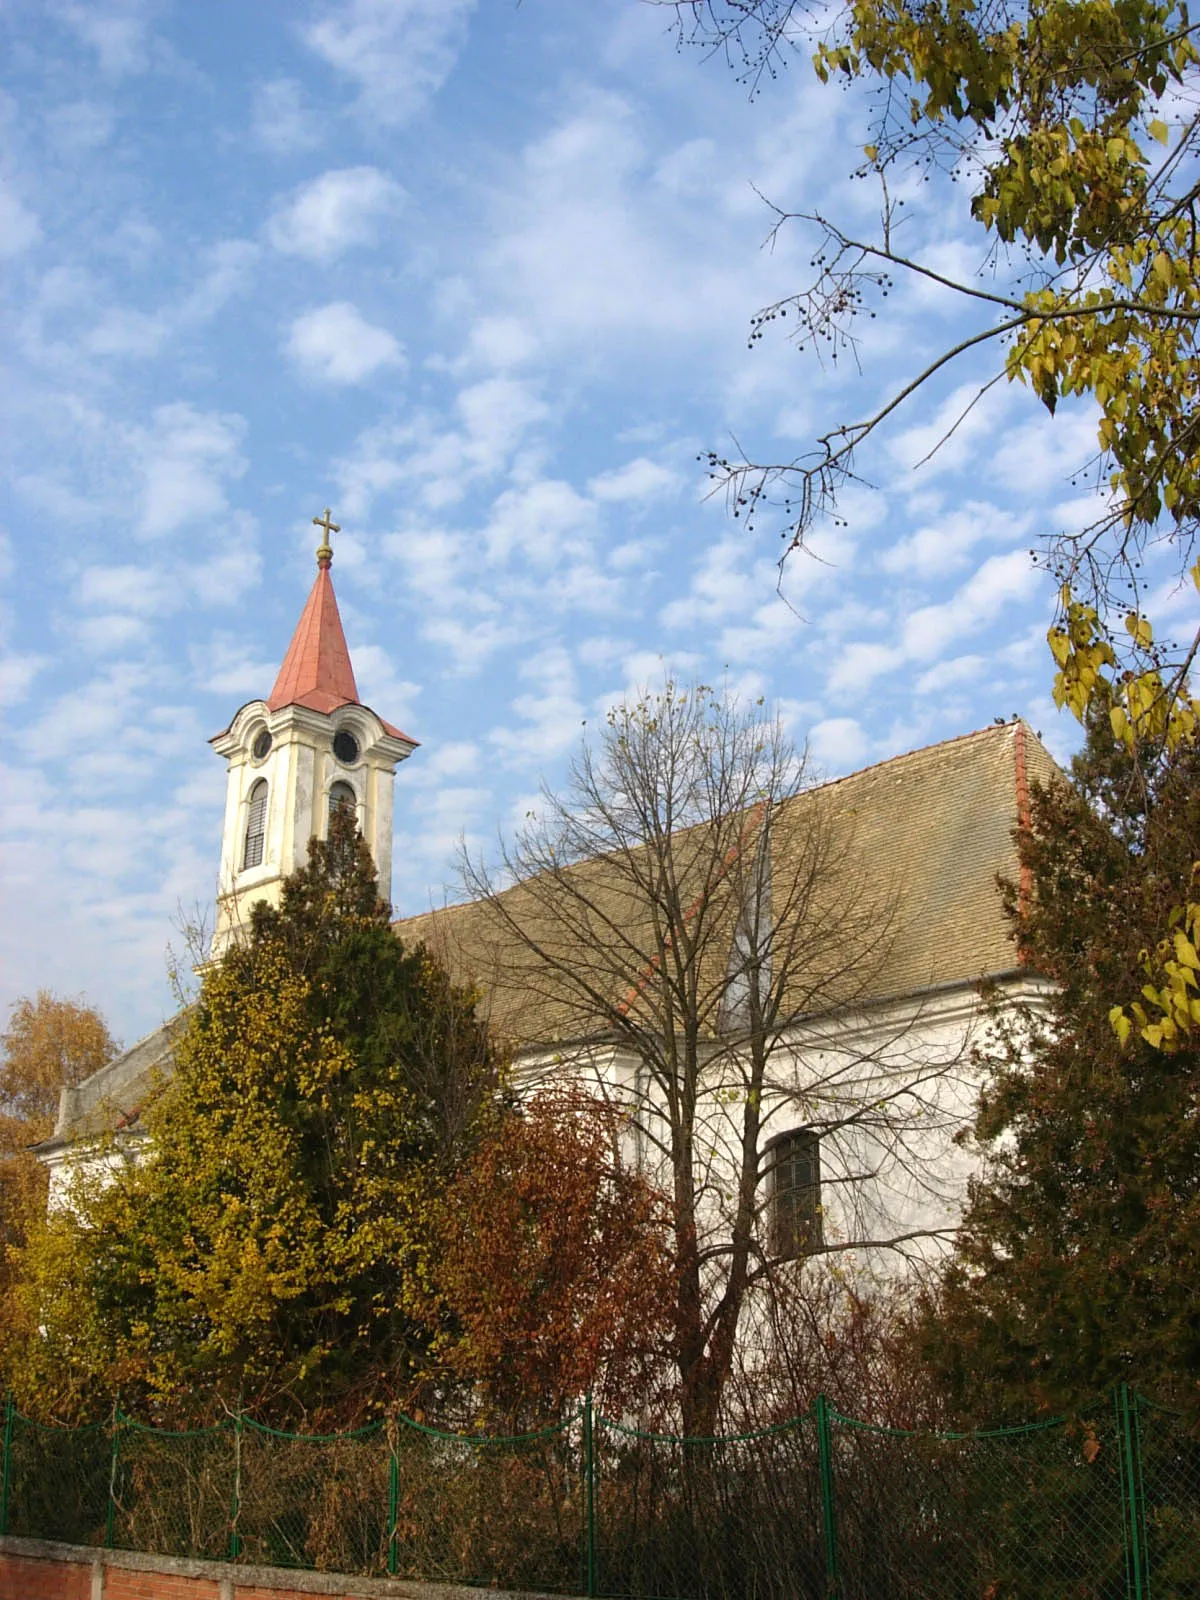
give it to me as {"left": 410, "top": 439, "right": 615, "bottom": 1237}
{"left": 209, "top": 511, "right": 417, "bottom": 954}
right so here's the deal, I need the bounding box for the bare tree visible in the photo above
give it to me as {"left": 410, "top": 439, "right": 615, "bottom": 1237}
{"left": 459, "top": 684, "right": 977, "bottom": 1433}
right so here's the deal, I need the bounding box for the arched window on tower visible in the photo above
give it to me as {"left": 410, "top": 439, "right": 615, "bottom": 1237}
{"left": 328, "top": 780, "right": 357, "bottom": 827}
{"left": 328, "top": 780, "right": 358, "bottom": 874}
{"left": 243, "top": 779, "right": 268, "bottom": 870}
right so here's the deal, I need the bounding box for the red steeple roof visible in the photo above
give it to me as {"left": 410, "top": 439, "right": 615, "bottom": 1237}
{"left": 268, "top": 559, "right": 360, "bottom": 717}
{"left": 264, "top": 519, "right": 414, "bottom": 744}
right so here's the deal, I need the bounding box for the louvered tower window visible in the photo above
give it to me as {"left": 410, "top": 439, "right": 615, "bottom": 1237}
{"left": 243, "top": 779, "right": 268, "bottom": 870}
{"left": 765, "top": 1129, "right": 822, "bottom": 1259}
{"left": 328, "top": 780, "right": 356, "bottom": 825}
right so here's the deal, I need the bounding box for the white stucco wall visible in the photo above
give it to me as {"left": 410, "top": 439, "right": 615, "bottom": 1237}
{"left": 513, "top": 972, "right": 1050, "bottom": 1285}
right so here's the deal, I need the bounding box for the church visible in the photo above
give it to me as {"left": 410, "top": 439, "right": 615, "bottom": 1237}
{"left": 36, "top": 513, "right": 1059, "bottom": 1276}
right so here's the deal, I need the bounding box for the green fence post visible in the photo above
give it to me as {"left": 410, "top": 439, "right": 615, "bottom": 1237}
{"left": 228, "top": 1410, "right": 243, "bottom": 1561}
{"left": 815, "top": 1393, "right": 840, "bottom": 1600}
{"left": 1116, "top": 1383, "right": 1148, "bottom": 1600}
{"left": 0, "top": 1394, "right": 15, "bottom": 1537}
{"left": 387, "top": 1426, "right": 399, "bottom": 1577}
{"left": 582, "top": 1393, "right": 597, "bottom": 1600}
{"left": 104, "top": 1402, "right": 121, "bottom": 1550}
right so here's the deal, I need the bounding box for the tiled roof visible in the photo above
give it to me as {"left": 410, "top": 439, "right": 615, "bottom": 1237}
{"left": 268, "top": 563, "right": 359, "bottom": 716}
{"left": 266, "top": 561, "right": 412, "bottom": 743}
{"left": 393, "top": 722, "right": 1061, "bottom": 1046}
{"left": 33, "top": 1013, "right": 186, "bottom": 1154}
{"left": 45, "top": 723, "right": 1060, "bottom": 1149}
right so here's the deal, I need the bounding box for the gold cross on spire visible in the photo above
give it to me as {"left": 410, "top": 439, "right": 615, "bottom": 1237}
{"left": 313, "top": 508, "right": 340, "bottom": 569}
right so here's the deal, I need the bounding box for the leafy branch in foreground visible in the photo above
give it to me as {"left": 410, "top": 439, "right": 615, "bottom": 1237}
{"left": 666, "top": 0, "right": 1200, "bottom": 1047}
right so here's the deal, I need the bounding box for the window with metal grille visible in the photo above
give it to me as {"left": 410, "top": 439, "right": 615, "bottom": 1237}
{"left": 243, "top": 779, "right": 268, "bottom": 870}
{"left": 328, "top": 780, "right": 356, "bottom": 826}
{"left": 765, "top": 1129, "right": 822, "bottom": 1258}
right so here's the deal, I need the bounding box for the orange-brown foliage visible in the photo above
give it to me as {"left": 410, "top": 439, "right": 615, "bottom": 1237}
{"left": 421, "top": 1090, "right": 674, "bottom": 1422}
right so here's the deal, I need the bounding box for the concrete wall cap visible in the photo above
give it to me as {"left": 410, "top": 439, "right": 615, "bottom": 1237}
{"left": 0, "top": 1534, "right": 581, "bottom": 1600}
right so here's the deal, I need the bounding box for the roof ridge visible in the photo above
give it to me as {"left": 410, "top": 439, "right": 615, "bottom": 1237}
{"left": 803, "top": 720, "right": 1027, "bottom": 799}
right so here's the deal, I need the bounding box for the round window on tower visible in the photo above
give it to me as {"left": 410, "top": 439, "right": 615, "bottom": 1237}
{"left": 252, "top": 729, "right": 273, "bottom": 762}
{"left": 333, "top": 729, "right": 360, "bottom": 766}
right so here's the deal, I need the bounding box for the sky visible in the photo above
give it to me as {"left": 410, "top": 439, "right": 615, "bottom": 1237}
{"left": 3, "top": 0, "right": 1192, "bottom": 1048}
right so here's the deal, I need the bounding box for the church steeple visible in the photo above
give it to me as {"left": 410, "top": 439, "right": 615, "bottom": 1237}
{"left": 269, "top": 565, "right": 358, "bottom": 714}
{"left": 208, "top": 514, "right": 417, "bottom": 955}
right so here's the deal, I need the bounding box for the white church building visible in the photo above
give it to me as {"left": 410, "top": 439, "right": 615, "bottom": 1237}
{"left": 37, "top": 516, "right": 1059, "bottom": 1279}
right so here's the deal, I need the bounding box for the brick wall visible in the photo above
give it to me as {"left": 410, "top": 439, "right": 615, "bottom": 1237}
{"left": 101, "top": 1569, "right": 222, "bottom": 1599}
{"left": 0, "top": 1551, "right": 92, "bottom": 1599}
{"left": 0, "top": 1538, "right": 565, "bottom": 1600}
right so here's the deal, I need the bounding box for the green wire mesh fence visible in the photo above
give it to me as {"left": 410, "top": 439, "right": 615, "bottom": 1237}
{"left": 0, "top": 1386, "right": 1196, "bottom": 1598}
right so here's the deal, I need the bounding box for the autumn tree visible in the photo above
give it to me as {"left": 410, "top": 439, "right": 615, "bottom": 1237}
{"left": 412, "top": 1089, "right": 675, "bottom": 1426}
{"left": 460, "top": 683, "right": 976, "bottom": 1435}
{"left": 0, "top": 993, "right": 116, "bottom": 1305}
{"left": 1, "top": 991, "right": 117, "bottom": 1135}
{"left": 9, "top": 808, "right": 503, "bottom": 1425}
{"left": 911, "top": 704, "right": 1200, "bottom": 1420}
{"left": 666, "top": 1, "right": 1200, "bottom": 1042}
{"left": 728, "top": 1271, "right": 941, "bottom": 1430}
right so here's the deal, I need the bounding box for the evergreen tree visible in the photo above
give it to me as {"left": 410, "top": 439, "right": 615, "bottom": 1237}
{"left": 11, "top": 808, "right": 503, "bottom": 1424}
{"left": 915, "top": 705, "right": 1200, "bottom": 1419}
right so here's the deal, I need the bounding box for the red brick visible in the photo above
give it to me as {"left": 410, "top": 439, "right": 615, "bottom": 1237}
{"left": 0, "top": 1554, "right": 91, "bottom": 1600}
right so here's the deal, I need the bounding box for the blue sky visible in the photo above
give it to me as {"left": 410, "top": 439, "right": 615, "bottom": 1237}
{"left": 3, "top": 0, "right": 1186, "bottom": 1047}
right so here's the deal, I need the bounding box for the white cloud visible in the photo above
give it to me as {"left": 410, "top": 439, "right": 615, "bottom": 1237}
{"left": 132, "top": 404, "right": 247, "bottom": 540}
{"left": 55, "top": 0, "right": 153, "bottom": 75}
{"left": 191, "top": 637, "right": 278, "bottom": 699}
{"left": 84, "top": 307, "right": 168, "bottom": 359}
{"left": 577, "top": 635, "right": 631, "bottom": 669}
{"left": 302, "top": 0, "right": 475, "bottom": 125}
{"left": 422, "top": 615, "right": 517, "bottom": 674}
{"left": 457, "top": 379, "right": 547, "bottom": 472}
{"left": 485, "top": 479, "right": 596, "bottom": 568}
{"left": 190, "top": 517, "right": 262, "bottom": 604}
{"left": 881, "top": 503, "right": 1033, "bottom": 579}
{"left": 915, "top": 655, "right": 988, "bottom": 696}
{"left": 45, "top": 100, "right": 116, "bottom": 154}
{"left": 180, "top": 239, "right": 259, "bottom": 322}
{"left": 607, "top": 538, "right": 659, "bottom": 571}
{"left": 901, "top": 550, "right": 1043, "bottom": 660}
{"left": 887, "top": 381, "right": 1007, "bottom": 483}
{"left": 285, "top": 302, "right": 404, "bottom": 385}
{"left": 78, "top": 563, "right": 180, "bottom": 616}
{"left": 489, "top": 645, "right": 585, "bottom": 766}
{"left": 333, "top": 379, "right": 546, "bottom": 517}
{"left": 0, "top": 654, "right": 48, "bottom": 707}
{"left": 383, "top": 526, "right": 468, "bottom": 601}
{"left": 267, "top": 167, "right": 405, "bottom": 262}
{"left": 989, "top": 405, "right": 1101, "bottom": 499}
{"left": 75, "top": 614, "right": 152, "bottom": 654}
{"left": 718, "top": 596, "right": 802, "bottom": 663}
{"left": 407, "top": 740, "right": 479, "bottom": 784}
{"left": 251, "top": 79, "right": 321, "bottom": 155}
{"left": 661, "top": 537, "right": 770, "bottom": 629}
{"left": 653, "top": 138, "right": 719, "bottom": 197}
{"left": 826, "top": 642, "right": 905, "bottom": 697}
{"left": 605, "top": 649, "right": 702, "bottom": 709}
{"left": 464, "top": 315, "right": 538, "bottom": 370}
{"left": 552, "top": 561, "right": 625, "bottom": 616}
{"left": 349, "top": 642, "right": 421, "bottom": 727}
{"left": 808, "top": 717, "right": 870, "bottom": 772}
{"left": 478, "top": 89, "right": 791, "bottom": 365}
{"left": 823, "top": 546, "right": 1048, "bottom": 713}
{"left": 0, "top": 182, "right": 41, "bottom": 258}
{"left": 21, "top": 662, "right": 146, "bottom": 764}
{"left": 589, "top": 456, "right": 682, "bottom": 502}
